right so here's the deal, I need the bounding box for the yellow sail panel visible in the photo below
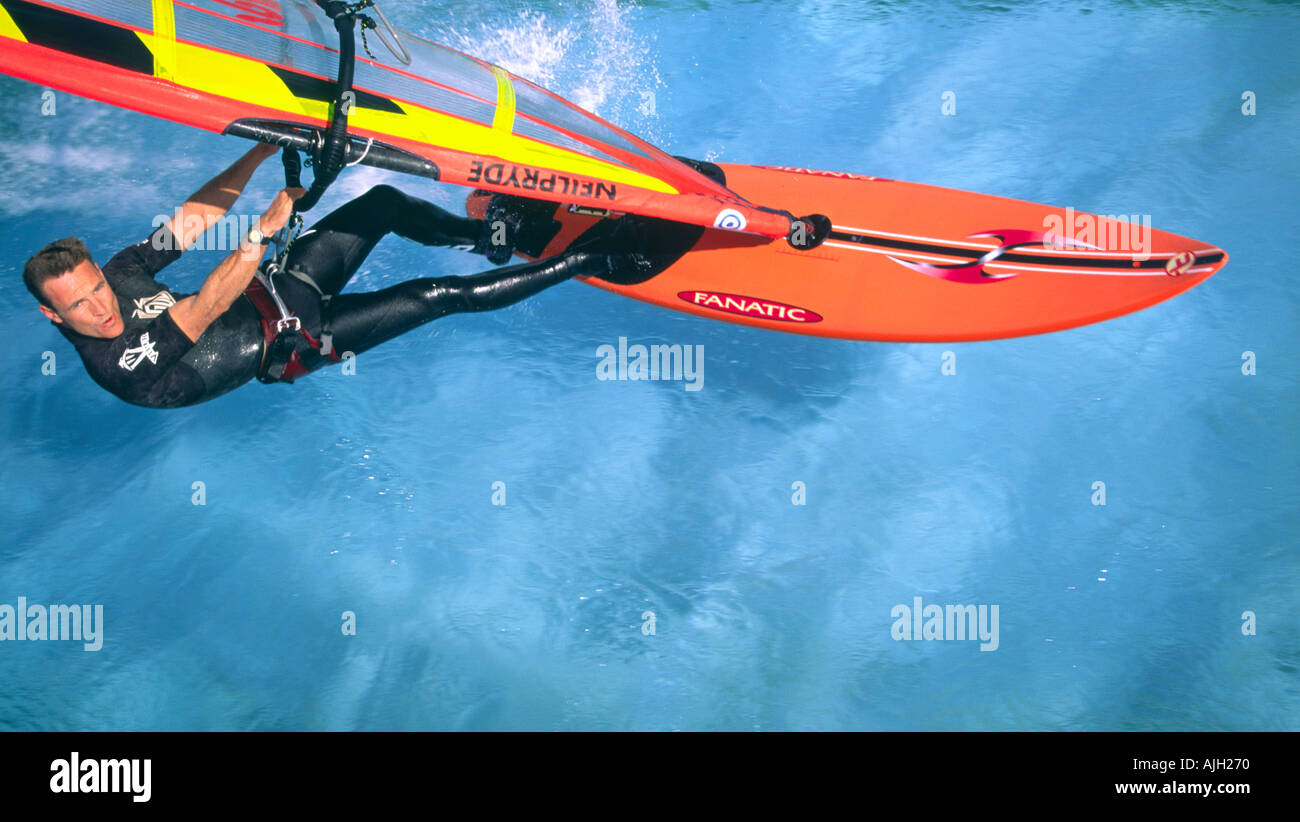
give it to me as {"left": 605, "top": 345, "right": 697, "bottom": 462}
{"left": 136, "top": 32, "right": 323, "bottom": 119}
{"left": 350, "top": 105, "right": 678, "bottom": 194}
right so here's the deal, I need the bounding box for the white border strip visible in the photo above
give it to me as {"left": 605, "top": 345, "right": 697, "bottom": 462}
{"left": 832, "top": 224, "right": 1220, "bottom": 260}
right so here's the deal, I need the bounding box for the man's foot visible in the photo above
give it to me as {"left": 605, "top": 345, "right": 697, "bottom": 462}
{"left": 570, "top": 215, "right": 677, "bottom": 285}
{"left": 596, "top": 248, "right": 657, "bottom": 284}
{"left": 472, "top": 194, "right": 530, "bottom": 265}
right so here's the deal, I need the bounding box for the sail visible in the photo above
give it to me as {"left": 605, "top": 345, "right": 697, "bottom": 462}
{"left": 0, "top": 0, "right": 793, "bottom": 239}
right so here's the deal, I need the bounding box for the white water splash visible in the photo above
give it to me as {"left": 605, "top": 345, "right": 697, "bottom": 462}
{"left": 436, "top": 0, "right": 667, "bottom": 142}
{"left": 442, "top": 10, "right": 577, "bottom": 92}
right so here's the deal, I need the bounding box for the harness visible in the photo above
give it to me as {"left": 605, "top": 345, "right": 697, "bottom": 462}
{"left": 246, "top": 217, "right": 341, "bottom": 384}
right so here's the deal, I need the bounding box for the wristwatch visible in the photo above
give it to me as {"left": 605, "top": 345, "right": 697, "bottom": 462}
{"left": 246, "top": 225, "right": 270, "bottom": 245}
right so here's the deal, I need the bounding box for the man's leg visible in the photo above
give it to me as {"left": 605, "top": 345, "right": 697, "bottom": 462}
{"left": 311, "top": 250, "right": 619, "bottom": 364}
{"left": 284, "top": 184, "right": 492, "bottom": 298}
{"left": 265, "top": 183, "right": 672, "bottom": 373}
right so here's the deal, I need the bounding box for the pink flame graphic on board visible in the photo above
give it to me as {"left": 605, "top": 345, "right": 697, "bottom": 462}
{"left": 890, "top": 230, "right": 1099, "bottom": 284}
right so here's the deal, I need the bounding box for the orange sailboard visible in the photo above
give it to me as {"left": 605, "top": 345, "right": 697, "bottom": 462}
{"left": 471, "top": 163, "right": 1227, "bottom": 342}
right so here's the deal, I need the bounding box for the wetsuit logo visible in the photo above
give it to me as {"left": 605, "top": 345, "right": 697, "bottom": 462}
{"left": 131, "top": 291, "right": 176, "bottom": 319}
{"left": 119, "top": 333, "right": 159, "bottom": 371}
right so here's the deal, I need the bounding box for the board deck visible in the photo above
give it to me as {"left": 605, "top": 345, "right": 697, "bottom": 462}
{"left": 469, "top": 163, "right": 1227, "bottom": 342}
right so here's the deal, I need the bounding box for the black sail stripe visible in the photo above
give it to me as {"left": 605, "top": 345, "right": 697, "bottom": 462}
{"left": 267, "top": 66, "right": 405, "bottom": 114}
{"left": 3, "top": 0, "right": 154, "bottom": 74}
{"left": 829, "top": 230, "right": 1225, "bottom": 269}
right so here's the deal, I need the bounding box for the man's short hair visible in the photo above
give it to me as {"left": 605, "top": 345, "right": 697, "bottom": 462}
{"left": 23, "top": 237, "right": 93, "bottom": 309}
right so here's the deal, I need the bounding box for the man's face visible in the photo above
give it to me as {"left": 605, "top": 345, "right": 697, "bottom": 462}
{"left": 37, "top": 260, "right": 124, "bottom": 339}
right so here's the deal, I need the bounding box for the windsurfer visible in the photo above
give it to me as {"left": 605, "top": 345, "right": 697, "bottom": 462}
{"left": 22, "top": 144, "right": 658, "bottom": 409}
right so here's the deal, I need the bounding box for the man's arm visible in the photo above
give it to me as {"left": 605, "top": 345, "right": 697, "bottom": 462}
{"left": 164, "top": 143, "right": 282, "bottom": 252}
{"left": 169, "top": 187, "right": 303, "bottom": 343}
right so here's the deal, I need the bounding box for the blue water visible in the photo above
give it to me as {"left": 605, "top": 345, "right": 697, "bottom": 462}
{"left": 1, "top": 0, "right": 1296, "bottom": 730}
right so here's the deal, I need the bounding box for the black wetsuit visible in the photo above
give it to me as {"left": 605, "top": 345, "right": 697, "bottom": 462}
{"left": 55, "top": 185, "right": 619, "bottom": 408}
{"left": 53, "top": 227, "right": 262, "bottom": 408}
